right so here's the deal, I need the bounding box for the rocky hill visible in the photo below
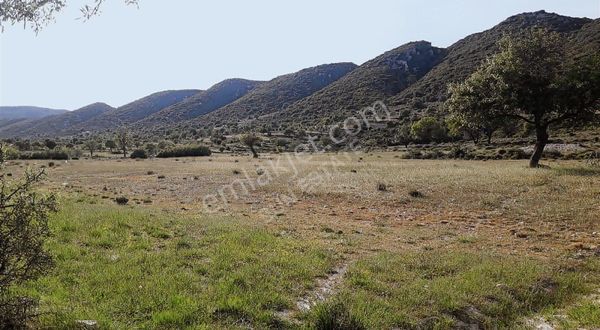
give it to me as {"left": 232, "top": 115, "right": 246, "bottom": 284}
{"left": 388, "top": 11, "right": 594, "bottom": 113}
{"left": 179, "top": 62, "right": 358, "bottom": 130}
{"left": 3, "top": 11, "right": 597, "bottom": 140}
{"left": 69, "top": 89, "right": 200, "bottom": 134}
{"left": 136, "top": 79, "right": 262, "bottom": 130}
{"left": 267, "top": 41, "right": 446, "bottom": 129}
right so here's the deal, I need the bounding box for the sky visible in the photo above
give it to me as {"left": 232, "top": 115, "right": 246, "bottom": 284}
{"left": 1, "top": 0, "right": 599, "bottom": 110}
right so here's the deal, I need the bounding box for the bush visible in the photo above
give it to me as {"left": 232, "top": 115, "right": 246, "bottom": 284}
{"left": 156, "top": 145, "right": 211, "bottom": 158}
{"left": 115, "top": 196, "right": 129, "bottom": 205}
{"left": 19, "top": 150, "right": 69, "bottom": 160}
{"left": 130, "top": 149, "right": 148, "bottom": 159}
{"left": 1, "top": 145, "right": 20, "bottom": 160}
{"left": 0, "top": 170, "right": 56, "bottom": 328}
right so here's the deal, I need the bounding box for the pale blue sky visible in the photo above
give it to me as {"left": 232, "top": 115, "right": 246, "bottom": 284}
{"left": 1, "top": 0, "right": 598, "bottom": 110}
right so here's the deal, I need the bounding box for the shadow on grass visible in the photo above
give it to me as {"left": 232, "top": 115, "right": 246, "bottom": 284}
{"left": 554, "top": 167, "right": 600, "bottom": 177}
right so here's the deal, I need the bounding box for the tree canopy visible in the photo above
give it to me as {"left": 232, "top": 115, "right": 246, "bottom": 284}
{"left": 447, "top": 28, "right": 600, "bottom": 167}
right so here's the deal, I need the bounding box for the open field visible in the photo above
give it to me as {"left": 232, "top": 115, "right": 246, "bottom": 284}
{"left": 5, "top": 153, "right": 600, "bottom": 329}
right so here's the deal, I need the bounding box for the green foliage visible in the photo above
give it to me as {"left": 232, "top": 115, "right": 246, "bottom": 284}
{"left": 395, "top": 124, "right": 412, "bottom": 147}
{"left": 410, "top": 116, "right": 447, "bottom": 143}
{"left": 0, "top": 169, "right": 57, "bottom": 328}
{"left": 446, "top": 28, "right": 600, "bottom": 166}
{"left": 1, "top": 145, "right": 20, "bottom": 160}
{"left": 156, "top": 145, "right": 211, "bottom": 158}
{"left": 104, "top": 140, "right": 117, "bottom": 151}
{"left": 145, "top": 143, "right": 158, "bottom": 157}
{"left": 84, "top": 137, "right": 101, "bottom": 157}
{"left": 240, "top": 133, "right": 260, "bottom": 158}
{"left": 44, "top": 139, "right": 57, "bottom": 150}
{"left": 19, "top": 149, "right": 69, "bottom": 160}
{"left": 129, "top": 149, "right": 148, "bottom": 159}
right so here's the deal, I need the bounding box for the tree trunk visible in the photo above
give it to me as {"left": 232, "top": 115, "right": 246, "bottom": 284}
{"left": 486, "top": 131, "right": 493, "bottom": 144}
{"left": 529, "top": 125, "right": 548, "bottom": 168}
{"left": 250, "top": 145, "right": 258, "bottom": 158}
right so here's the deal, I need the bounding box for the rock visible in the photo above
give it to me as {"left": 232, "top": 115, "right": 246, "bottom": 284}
{"left": 76, "top": 320, "right": 98, "bottom": 329}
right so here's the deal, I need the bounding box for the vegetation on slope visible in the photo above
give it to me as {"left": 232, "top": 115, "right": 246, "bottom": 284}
{"left": 0, "top": 102, "right": 114, "bottom": 138}
{"left": 183, "top": 62, "right": 358, "bottom": 128}
{"left": 271, "top": 41, "right": 446, "bottom": 129}
{"left": 70, "top": 89, "right": 201, "bottom": 133}
{"left": 136, "top": 79, "right": 263, "bottom": 129}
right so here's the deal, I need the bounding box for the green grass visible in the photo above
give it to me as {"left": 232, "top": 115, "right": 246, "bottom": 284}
{"left": 12, "top": 199, "right": 334, "bottom": 329}
{"left": 306, "top": 250, "right": 594, "bottom": 329}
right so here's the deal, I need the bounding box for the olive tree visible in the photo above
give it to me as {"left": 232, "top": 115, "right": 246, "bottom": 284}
{"left": 240, "top": 133, "right": 260, "bottom": 158}
{"left": 447, "top": 29, "right": 600, "bottom": 167}
{"left": 0, "top": 0, "right": 138, "bottom": 33}
{"left": 116, "top": 129, "right": 129, "bottom": 158}
{"left": 85, "top": 137, "right": 101, "bottom": 157}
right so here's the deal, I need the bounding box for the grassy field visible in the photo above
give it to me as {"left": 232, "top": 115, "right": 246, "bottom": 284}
{"left": 5, "top": 152, "right": 600, "bottom": 329}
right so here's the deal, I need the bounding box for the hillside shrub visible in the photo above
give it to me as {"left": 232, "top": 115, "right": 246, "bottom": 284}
{"left": 130, "top": 149, "right": 148, "bottom": 159}
{"left": 19, "top": 150, "right": 69, "bottom": 160}
{"left": 157, "top": 145, "right": 211, "bottom": 158}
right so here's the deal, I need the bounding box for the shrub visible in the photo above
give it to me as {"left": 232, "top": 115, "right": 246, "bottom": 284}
{"left": 156, "top": 145, "right": 211, "bottom": 158}
{"left": 409, "top": 190, "right": 424, "bottom": 198}
{"left": 410, "top": 117, "right": 448, "bottom": 143}
{"left": 377, "top": 182, "right": 387, "bottom": 191}
{"left": 1, "top": 145, "right": 20, "bottom": 160}
{"left": 19, "top": 150, "right": 69, "bottom": 160}
{"left": 115, "top": 196, "right": 129, "bottom": 205}
{"left": 0, "top": 170, "right": 56, "bottom": 328}
{"left": 130, "top": 149, "right": 148, "bottom": 159}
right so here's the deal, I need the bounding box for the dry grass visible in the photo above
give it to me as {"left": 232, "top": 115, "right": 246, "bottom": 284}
{"left": 5, "top": 152, "right": 600, "bottom": 328}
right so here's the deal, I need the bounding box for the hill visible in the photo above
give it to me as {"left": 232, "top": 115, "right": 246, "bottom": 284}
{"left": 69, "top": 89, "right": 200, "bottom": 134}
{"left": 136, "top": 79, "right": 262, "bottom": 130}
{"left": 267, "top": 41, "right": 446, "bottom": 129}
{"left": 0, "top": 102, "right": 114, "bottom": 138}
{"left": 388, "top": 11, "right": 594, "bottom": 113}
{"left": 0, "top": 106, "right": 68, "bottom": 121}
{"left": 181, "top": 62, "right": 358, "bottom": 129}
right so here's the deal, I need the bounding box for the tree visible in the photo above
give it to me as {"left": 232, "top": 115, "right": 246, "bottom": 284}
{"left": 0, "top": 145, "right": 56, "bottom": 327}
{"left": 240, "top": 133, "right": 260, "bottom": 158}
{"left": 395, "top": 124, "right": 412, "bottom": 148}
{"left": 105, "top": 140, "right": 117, "bottom": 153}
{"left": 410, "top": 117, "right": 447, "bottom": 143}
{"left": 0, "top": 0, "right": 138, "bottom": 33}
{"left": 116, "top": 130, "right": 129, "bottom": 158}
{"left": 145, "top": 143, "right": 158, "bottom": 157}
{"left": 84, "top": 137, "right": 100, "bottom": 157}
{"left": 446, "top": 115, "right": 481, "bottom": 144}
{"left": 44, "top": 139, "right": 57, "bottom": 150}
{"left": 446, "top": 114, "right": 511, "bottom": 145}
{"left": 447, "top": 29, "right": 600, "bottom": 167}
